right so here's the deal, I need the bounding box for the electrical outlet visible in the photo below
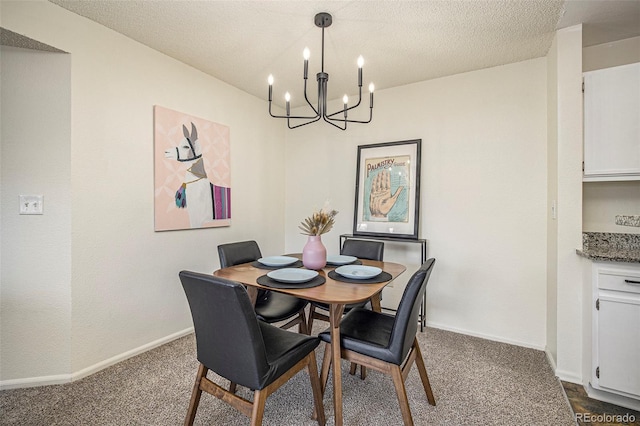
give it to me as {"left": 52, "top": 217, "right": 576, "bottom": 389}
{"left": 19, "top": 195, "right": 44, "bottom": 215}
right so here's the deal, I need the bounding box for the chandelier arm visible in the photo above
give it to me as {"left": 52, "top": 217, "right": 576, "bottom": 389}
{"left": 268, "top": 102, "right": 313, "bottom": 119}
{"left": 326, "top": 87, "right": 364, "bottom": 119}
{"left": 269, "top": 110, "right": 321, "bottom": 120}
{"left": 329, "top": 113, "right": 373, "bottom": 124}
{"left": 303, "top": 76, "right": 320, "bottom": 116}
{"left": 269, "top": 98, "right": 321, "bottom": 120}
{"left": 322, "top": 114, "right": 347, "bottom": 131}
{"left": 268, "top": 101, "right": 288, "bottom": 119}
{"left": 326, "top": 106, "right": 373, "bottom": 124}
{"left": 326, "top": 99, "right": 362, "bottom": 118}
{"left": 268, "top": 77, "right": 321, "bottom": 119}
{"left": 286, "top": 113, "right": 325, "bottom": 120}
{"left": 287, "top": 116, "right": 323, "bottom": 129}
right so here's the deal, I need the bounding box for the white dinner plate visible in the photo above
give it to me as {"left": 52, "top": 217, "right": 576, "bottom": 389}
{"left": 267, "top": 268, "right": 318, "bottom": 283}
{"left": 258, "top": 256, "right": 298, "bottom": 267}
{"left": 335, "top": 265, "right": 382, "bottom": 280}
{"left": 326, "top": 255, "right": 357, "bottom": 265}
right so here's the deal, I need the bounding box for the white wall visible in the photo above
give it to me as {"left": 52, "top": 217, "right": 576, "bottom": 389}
{"left": 549, "top": 25, "right": 585, "bottom": 384}
{"left": 546, "top": 34, "right": 559, "bottom": 368}
{"left": 583, "top": 36, "right": 640, "bottom": 72}
{"left": 583, "top": 181, "right": 640, "bottom": 234}
{"left": 1, "top": 0, "right": 285, "bottom": 386}
{"left": 284, "top": 58, "right": 549, "bottom": 349}
{"left": 1, "top": 46, "right": 72, "bottom": 382}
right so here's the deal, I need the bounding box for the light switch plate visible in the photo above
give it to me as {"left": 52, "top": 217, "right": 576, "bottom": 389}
{"left": 19, "top": 195, "right": 44, "bottom": 215}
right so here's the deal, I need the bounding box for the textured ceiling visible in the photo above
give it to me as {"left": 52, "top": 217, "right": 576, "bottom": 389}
{"left": 0, "top": 28, "right": 66, "bottom": 53}
{"left": 41, "top": 1, "right": 640, "bottom": 107}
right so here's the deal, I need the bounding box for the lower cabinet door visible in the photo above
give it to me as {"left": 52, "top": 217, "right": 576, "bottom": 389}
{"left": 597, "top": 296, "right": 640, "bottom": 397}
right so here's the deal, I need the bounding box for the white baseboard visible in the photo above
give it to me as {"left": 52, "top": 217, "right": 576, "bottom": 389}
{"left": 545, "top": 348, "right": 558, "bottom": 373}
{"left": 543, "top": 349, "right": 639, "bottom": 412}
{"left": 0, "top": 374, "right": 72, "bottom": 390}
{"left": 0, "top": 327, "right": 193, "bottom": 391}
{"left": 554, "top": 368, "right": 583, "bottom": 385}
{"left": 586, "top": 384, "right": 640, "bottom": 411}
{"left": 425, "top": 321, "right": 546, "bottom": 351}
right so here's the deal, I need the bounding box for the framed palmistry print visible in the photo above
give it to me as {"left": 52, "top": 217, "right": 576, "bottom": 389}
{"left": 353, "top": 139, "right": 421, "bottom": 239}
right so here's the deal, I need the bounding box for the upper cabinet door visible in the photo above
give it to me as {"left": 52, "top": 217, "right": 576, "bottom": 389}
{"left": 583, "top": 63, "right": 640, "bottom": 181}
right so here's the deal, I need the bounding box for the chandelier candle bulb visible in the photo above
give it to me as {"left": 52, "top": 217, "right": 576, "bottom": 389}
{"left": 268, "top": 75, "right": 274, "bottom": 101}
{"left": 357, "top": 56, "right": 364, "bottom": 86}
{"left": 369, "top": 83, "right": 375, "bottom": 108}
{"left": 285, "top": 92, "right": 291, "bottom": 116}
{"left": 303, "top": 47, "right": 310, "bottom": 79}
{"left": 343, "top": 95, "right": 349, "bottom": 118}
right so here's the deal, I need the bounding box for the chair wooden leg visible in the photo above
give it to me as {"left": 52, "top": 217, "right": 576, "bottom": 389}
{"left": 280, "top": 309, "right": 310, "bottom": 335}
{"left": 412, "top": 337, "right": 436, "bottom": 405}
{"left": 184, "top": 363, "right": 207, "bottom": 426}
{"left": 298, "top": 308, "right": 309, "bottom": 335}
{"left": 229, "top": 382, "right": 237, "bottom": 394}
{"left": 390, "top": 365, "right": 414, "bottom": 426}
{"left": 307, "top": 305, "right": 316, "bottom": 334}
{"left": 349, "top": 363, "right": 367, "bottom": 379}
{"left": 320, "top": 342, "right": 332, "bottom": 395}
{"left": 307, "top": 352, "right": 326, "bottom": 425}
{"left": 250, "top": 389, "right": 267, "bottom": 426}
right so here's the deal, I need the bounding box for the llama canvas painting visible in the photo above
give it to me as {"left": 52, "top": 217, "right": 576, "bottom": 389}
{"left": 154, "top": 106, "right": 231, "bottom": 231}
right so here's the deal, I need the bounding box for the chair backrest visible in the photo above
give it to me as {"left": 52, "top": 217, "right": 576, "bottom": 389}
{"left": 387, "top": 258, "right": 436, "bottom": 363}
{"left": 218, "top": 240, "right": 262, "bottom": 268}
{"left": 341, "top": 239, "right": 384, "bottom": 261}
{"left": 218, "top": 240, "right": 269, "bottom": 301}
{"left": 179, "top": 270, "right": 270, "bottom": 390}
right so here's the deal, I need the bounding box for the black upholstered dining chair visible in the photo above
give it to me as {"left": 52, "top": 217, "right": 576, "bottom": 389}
{"left": 318, "top": 258, "right": 437, "bottom": 426}
{"left": 218, "top": 240, "right": 310, "bottom": 334}
{"left": 306, "top": 239, "right": 385, "bottom": 332}
{"left": 179, "top": 270, "right": 325, "bottom": 426}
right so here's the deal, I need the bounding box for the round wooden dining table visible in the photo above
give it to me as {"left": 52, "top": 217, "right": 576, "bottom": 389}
{"left": 213, "top": 254, "right": 406, "bottom": 426}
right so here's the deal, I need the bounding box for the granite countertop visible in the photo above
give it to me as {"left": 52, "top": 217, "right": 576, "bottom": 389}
{"left": 576, "top": 232, "right": 640, "bottom": 263}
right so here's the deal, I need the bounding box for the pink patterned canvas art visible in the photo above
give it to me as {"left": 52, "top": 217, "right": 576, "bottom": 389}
{"left": 154, "top": 106, "right": 231, "bottom": 231}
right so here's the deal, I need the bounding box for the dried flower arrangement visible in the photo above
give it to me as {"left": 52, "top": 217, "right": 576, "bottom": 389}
{"left": 299, "top": 206, "right": 339, "bottom": 236}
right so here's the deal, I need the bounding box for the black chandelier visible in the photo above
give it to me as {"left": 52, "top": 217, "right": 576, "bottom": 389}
{"left": 267, "top": 12, "right": 374, "bottom": 130}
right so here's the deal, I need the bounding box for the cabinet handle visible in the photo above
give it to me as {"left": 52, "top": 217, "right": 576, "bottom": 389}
{"left": 624, "top": 280, "right": 640, "bottom": 285}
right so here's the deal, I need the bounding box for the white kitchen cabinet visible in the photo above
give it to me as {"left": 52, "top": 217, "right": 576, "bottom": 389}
{"left": 591, "top": 262, "right": 640, "bottom": 399}
{"left": 583, "top": 63, "right": 640, "bottom": 181}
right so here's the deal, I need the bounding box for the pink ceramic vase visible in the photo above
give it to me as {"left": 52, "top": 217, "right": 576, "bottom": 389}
{"left": 302, "top": 235, "right": 327, "bottom": 270}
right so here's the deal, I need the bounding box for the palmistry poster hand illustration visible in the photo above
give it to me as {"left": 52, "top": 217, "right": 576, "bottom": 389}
{"left": 363, "top": 156, "right": 409, "bottom": 222}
